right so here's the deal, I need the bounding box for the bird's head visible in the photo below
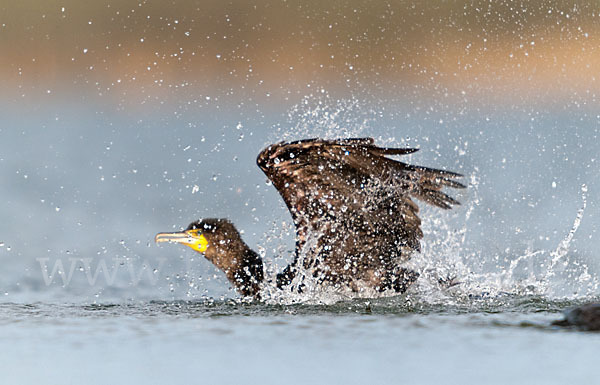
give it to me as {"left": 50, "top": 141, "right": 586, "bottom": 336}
{"left": 155, "top": 218, "right": 246, "bottom": 273}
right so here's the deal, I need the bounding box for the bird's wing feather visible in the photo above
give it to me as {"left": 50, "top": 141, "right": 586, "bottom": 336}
{"left": 256, "top": 137, "right": 465, "bottom": 279}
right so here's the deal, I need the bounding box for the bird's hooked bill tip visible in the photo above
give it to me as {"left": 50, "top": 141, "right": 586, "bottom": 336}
{"left": 154, "top": 232, "right": 194, "bottom": 244}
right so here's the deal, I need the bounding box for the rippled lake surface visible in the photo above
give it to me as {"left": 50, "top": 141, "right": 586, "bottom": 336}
{"left": 1, "top": 295, "right": 598, "bottom": 385}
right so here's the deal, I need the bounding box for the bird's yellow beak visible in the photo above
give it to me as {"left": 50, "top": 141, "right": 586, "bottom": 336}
{"left": 155, "top": 230, "right": 209, "bottom": 253}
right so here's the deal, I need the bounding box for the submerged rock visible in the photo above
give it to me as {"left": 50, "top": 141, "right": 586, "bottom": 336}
{"left": 552, "top": 303, "right": 600, "bottom": 331}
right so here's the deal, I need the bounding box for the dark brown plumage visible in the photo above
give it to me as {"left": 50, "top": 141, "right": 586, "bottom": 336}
{"left": 156, "top": 137, "right": 465, "bottom": 299}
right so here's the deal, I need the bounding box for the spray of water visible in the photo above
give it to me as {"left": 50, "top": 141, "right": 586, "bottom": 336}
{"left": 412, "top": 175, "right": 597, "bottom": 305}
{"left": 255, "top": 96, "right": 599, "bottom": 305}
{"left": 279, "top": 93, "right": 380, "bottom": 141}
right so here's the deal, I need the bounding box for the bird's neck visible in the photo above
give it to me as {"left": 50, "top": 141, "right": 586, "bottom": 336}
{"left": 222, "top": 247, "right": 264, "bottom": 299}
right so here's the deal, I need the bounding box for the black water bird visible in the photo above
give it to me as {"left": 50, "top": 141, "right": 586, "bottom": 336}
{"left": 155, "top": 138, "right": 465, "bottom": 299}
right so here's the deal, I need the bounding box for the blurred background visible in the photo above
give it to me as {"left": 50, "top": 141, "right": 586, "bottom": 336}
{"left": 0, "top": 0, "right": 598, "bottom": 302}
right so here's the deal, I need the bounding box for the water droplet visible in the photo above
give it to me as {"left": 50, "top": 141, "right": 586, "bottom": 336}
{"left": 55, "top": 207, "right": 61, "bottom": 212}
{"left": 0, "top": 242, "right": 4, "bottom": 247}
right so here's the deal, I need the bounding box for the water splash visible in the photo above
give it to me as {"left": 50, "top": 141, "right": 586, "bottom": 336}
{"left": 412, "top": 181, "right": 597, "bottom": 304}
{"left": 261, "top": 231, "right": 373, "bottom": 305}
{"left": 278, "top": 93, "right": 378, "bottom": 141}
{"left": 547, "top": 184, "right": 587, "bottom": 276}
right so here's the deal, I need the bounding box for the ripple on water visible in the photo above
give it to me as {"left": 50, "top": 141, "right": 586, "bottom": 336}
{"left": 0, "top": 294, "right": 596, "bottom": 326}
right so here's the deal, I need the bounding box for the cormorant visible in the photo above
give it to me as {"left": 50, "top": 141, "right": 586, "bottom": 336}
{"left": 155, "top": 138, "right": 465, "bottom": 299}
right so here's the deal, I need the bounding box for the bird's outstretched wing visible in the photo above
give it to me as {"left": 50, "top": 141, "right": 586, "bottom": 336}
{"left": 256, "top": 137, "right": 465, "bottom": 288}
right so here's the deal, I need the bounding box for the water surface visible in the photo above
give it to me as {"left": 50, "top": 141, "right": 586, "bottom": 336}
{"left": 0, "top": 296, "right": 597, "bottom": 385}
